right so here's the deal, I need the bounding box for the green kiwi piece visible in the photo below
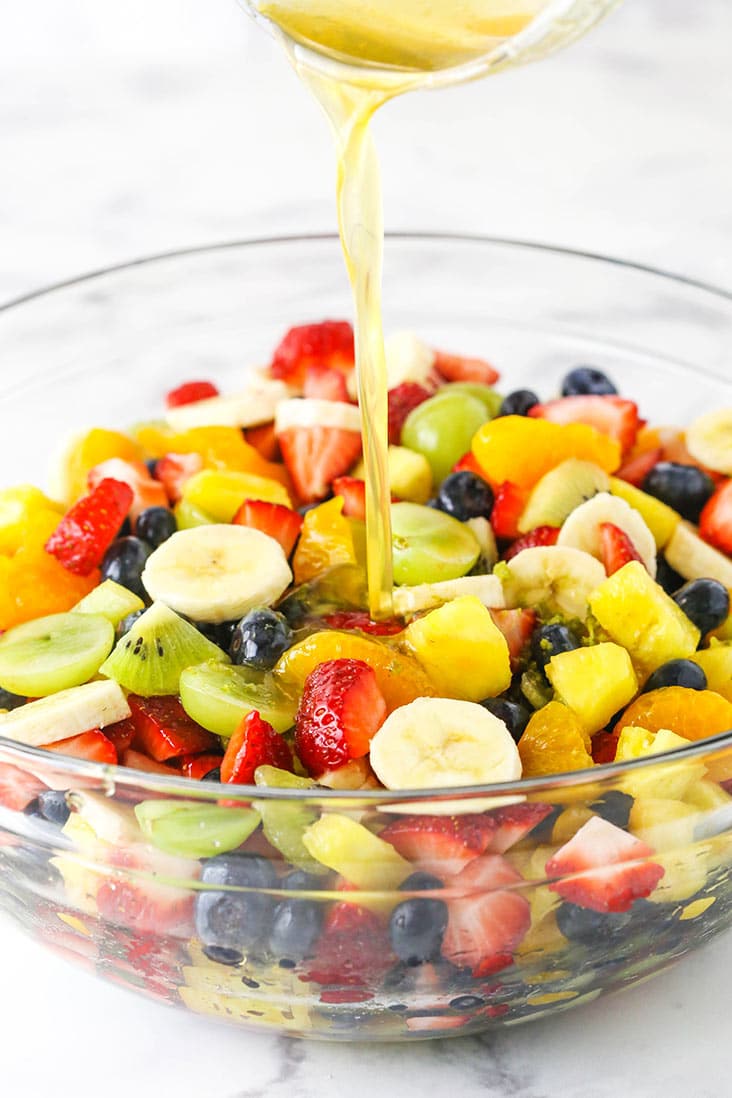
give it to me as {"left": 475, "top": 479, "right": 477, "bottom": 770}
{"left": 518, "top": 459, "right": 610, "bottom": 534}
{"left": 135, "top": 799, "right": 260, "bottom": 859}
{"left": 100, "top": 602, "right": 228, "bottom": 696}
{"left": 253, "top": 766, "right": 329, "bottom": 876}
{"left": 73, "top": 580, "right": 145, "bottom": 626}
{"left": 179, "top": 661, "right": 297, "bottom": 738}
{"left": 174, "top": 499, "right": 216, "bottom": 530}
{"left": 0, "top": 612, "right": 114, "bottom": 697}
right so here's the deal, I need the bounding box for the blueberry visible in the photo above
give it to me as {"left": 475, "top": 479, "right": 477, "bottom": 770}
{"left": 101, "top": 537, "right": 153, "bottom": 600}
{"left": 116, "top": 609, "right": 144, "bottom": 639}
{"left": 270, "top": 873, "right": 324, "bottom": 963}
{"left": 0, "top": 687, "right": 25, "bottom": 711}
{"left": 673, "top": 578, "right": 730, "bottom": 636}
{"left": 556, "top": 902, "right": 633, "bottom": 945}
{"left": 435, "top": 472, "right": 494, "bottom": 522}
{"left": 561, "top": 366, "right": 618, "bottom": 397}
{"left": 195, "top": 854, "right": 277, "bottom": 963}
{"left": 229, "top": 609, "right": 293, "bottom": 670}
{"left": 135, "top": 506, "right": 177, "bottom": 549}
{"left": 277, "top": 592, "right": 309, "bottom": 629}
{"left": 655, "top": 554, "right": 685, "bottom": 596}
{"left": 399, "top": 871, "right": 444, "bottom": 893}
{"left": 145, "top": 459, "right": 159, "bottom": 477}
{"left": 389, "top": 898, "right": 448, "bottom": 966}
{"left": 35, "top": 790, "right": 71, "bottom": 827}
{"left": 499, "top": 389, "right": 540, "bottom": 417}
{"left": 643, "top": 462, "right": 716, "bottom": 524}
{"left": 479, "top": 698, "right": 531, "bottom": 743}
{"left": 197, "top": 620, "right": 237, "bottom": 651}
{"left": 201, "top": 767, "right": 222, "bottom": 783}
{"left": 590, "top": 790, "right": 633, "bottom": 830}
{"left": 643, "top": 659, "right": 707, "bottom": 693}
{"left": 531, "top": 623, "right": 581, "bottom": 667}
{"left": 117, "top": 517, "right": 132, "bottom": 538}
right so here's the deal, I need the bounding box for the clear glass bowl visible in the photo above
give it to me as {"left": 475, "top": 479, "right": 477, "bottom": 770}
{"left": 2, "top": 234, "right": 732, "bottom": 1041}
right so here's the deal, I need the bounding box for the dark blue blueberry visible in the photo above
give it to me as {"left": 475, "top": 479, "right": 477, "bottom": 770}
{"left": 116, "top": 609, "right": 144, "bottom": 639}
{"left": 643, "top": 659, "right": 707, "bottom": 693}
{"left": 277, "top": 592, "right": 309, "bottom": 629}
{"left": 269, "top": 875, "right": 324, "bottom": 963}
{"left": 479, "top": 698, "right": 531, "bottom": 743}
{"left": 561, "top": 366, "right": 618, "bottom": 397}
{"left": 389, "top": 898, "right": 448, "bottom": 966}
{"left": 36, "top": 790, "right": 71, "bottom": 827}
{"left": 101, "top": 536, "right": 153, "bottom": 600}
{"left": 145, "top": 459, "right": 159, "bottom": 477}
{"left": 229, "top": 609, "right": 293, "bottom": 670}
{"left": 655, "top": 554, "right": 685, "bottom": 596}
{"left": 135, "top": 506, "right": 177, "bottom": 549}
{"left": 399, "top": 871, "right": 444, "bottom": 893}
{"left": 0, "top": 687, "right": 25, "bottom": 711}
{"left": 643, "top": 462, "right": 716, "bottom": 524}
{"left": 202, "top": 945, "right": 244, "bottom": 967}
{"left": 196, "top": 620, "right": 236, "bottom": 651}
{"left": 201, "top": 766, "right": 222, "bottom": 783}
{"left": 556, "top": 902, "right": 634, "bottom": 945}
{"left": 425, "top": 498, "right": 441, "bottom": 510}
{"left": 435, "top": 472, "right": 494, "bottom": 522}
{"left": 498, "top": 389, "right": 540, "bottom": 417}
{"left": 531, "top": 623, "right": 582, "bottom": 667}
{"left": 117, "top": 517, "right": 132, "bottom": 538}
{"left": 673, "top": 578, "right": 730, "bottom": 636}
{"left": 590, "top": 790, "right": 633, "bottom": 830}
{"left": 196, "top": 853, "right": 277, "bottom": 960}
{"left": 449, "top": 995, "right": 485, "bottom": 1010}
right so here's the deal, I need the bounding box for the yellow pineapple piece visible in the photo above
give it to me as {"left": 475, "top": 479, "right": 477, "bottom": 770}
{"left": 546, "top": 642, "right": 638, "bottom": 735}
{"left": 685, "top": 779, "right": 732, "bottom": 812}
{"left": 354, "top": 445, "right": 433, "bottom": 504}
{"left": 302, "top": 813, "right": 411, "bottom": 890}
{"left": 551, "top": 805, "right": 594, "bottom": 845}
{"left": 58, "top": 427, "right": 143, "bottom": 502}
{"left": 0, "top": 486, "right": 63, "bottom": 554}
{"left": 690, "top": 641, "right": 732, "bottom": 702}
{"left": 615, "top": 724, "right": 657, "bottom": 761}
{"left": 617, "top": 726, "right": 706, "bottom": 800}
{"left": 649, "top": 846, "right": 710, "bottom": 904}
{"left": 292, "top": 497, "right": 357, "bottom": 584}
{"left": 609, "top": 477, "right": 680, "bottom": 549}
{"left": 711, "top": 612, "right": 732, "bottom": 643}
{"left": 181, "top": 469, "right": 291, "bottom": 521}
{"left": 629, "top": 797, "right": 701, "bottom": 851}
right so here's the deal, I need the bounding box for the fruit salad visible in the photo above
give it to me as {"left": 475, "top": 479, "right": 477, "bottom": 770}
{"left": 2, "top": 318, "right": 732, "bottom": 1036}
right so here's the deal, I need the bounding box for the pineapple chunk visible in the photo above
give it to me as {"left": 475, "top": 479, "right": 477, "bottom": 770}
{"left": 615, "top": 724, "right": 657, "bottom": 761}
{"left": 546, "top": 642, "right": 638, "bottom": 734}
{"left": 0, "top": 485, "right": 63, "bottom": 554}
{"left": 629, "top": 797, "right": 701, "bottom": 851}
{"left": 182, "top": 469, "right": 291, "bottom": 520}
{"left": 589, "top": 561, "right": 701, "bottom": 672}
{"left": 685, "top": 778, "right": 732, "bottom": 812}
{"left": 609, "top": 477, "right": 680, "bottom": 549}
{"left": 302, "top": 813, "right": 411, "bottom": 890}
{"left": 648, "top": 846, "right": 710, "bottom": 904}
{"left": 355, "top": 445, "right": 433, "bottom": 504}
{"left": 617, "top": 727, "right": 706, "bottom": 800}
{"left": 402, "top": 595, "right": 511, "bottom": 701}
{"left": 690, "top": 642, "right": 732, "bottom": 702}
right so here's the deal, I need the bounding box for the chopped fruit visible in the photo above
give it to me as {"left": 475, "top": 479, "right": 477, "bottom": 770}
{"left": 519, "top": 459, "right": 610, "bottom": 535}
{"left": 136, "top": 425, "right": 290, "bottom": 486}
{"left": 592, "top": 730, "right": 620, "bottom": 764}
{"left": 0, "top": 545, "right": 99, "bottom": 632}
{"left": 530, "top": 396, "right": 641, "bottom": 455}
{"left": 433, "top": 350, "right": 500, "bottom": 386}
{"left": 45, "top": 730, "right": 118, "bottom": 765}
{"left": 0, "top": 486, "right": 63, "bottom": 555}
{"left": 489, "top": 609, "right": 537, "bottom": 671}
{"left": 547, "top": 643, "right": 639, "bottom": 735}
{"left": 127, "top": 694, "right": 219, "bottom": 762}
{"left": 103, "top": 717, "right": 136, "bottom": 755}
{"left": 380, "top": 814, "right": 498, "bottom": 877}
{"left": 700, "top": 479, "right": 732, "bottom": 555}
{"left": 473, "top": 416, "right": 621, "bottom": 489}
{"left": 387, "top": 382, "right": 431, "bottom": 444}
{"left": 691, "top": 643, "right": 732, "bottom": 702}
{"left": 60, "top": 428, "right": 144, "bottom": 504}
{"left": 153, "top": 453, "right": 204, "bottom": 503}
{"left": 303, "top": 364, "right": 350, "bottom": 402}
{"left": 391, "top": 502, "right": 480, "bottom": 585}
{"left": 0, "top": 763, "right": 45, "bottom": 811}
{"left": 518, "top": 702, "right": 593, "bottom": 777}
{"left": 599, "top": 522, "right": 644, "bottom": 576}
{"left": 166, "top": 380, "right": 220, "bottom": 408}
{"left": 279, "top": 422, "right": 362, "bottom": 504}
{"left": 491, "top": 482, "right": 528, "bottom": 540}
{"left": 244, "top": 422, "right": 279, "bottom": 462}
{"left": 121, "top": 749, "right": 177, "bottom": 775}
{"left": 362, "top": 445, "right": 432, "bottom": 505}
{"left": 616, "top": 447, "right": 663, "bottom": 487}
{"left": 221, "top": 710, "right": 293, "bottom": 785}
{"left": 303, "top": 900, "right": 393, "bottom": 993}
{"left": 546, "top": 816, "right": 664, "bottom": 913}
{"left": 87, "top": 458, "right": 169, "bottom": 521}
{"left": 332, "top": 476, "right": 366, "bottom": 520}
{"left": 292, "top": 497, "right": 357, "bottom": 585}
{"left": 181, "top": 469, "right": 291, "bottom": 522}
{"left": 176, "top": 754, "right": 223, "bottom": 780}
{"left": 321, "top": 611, "right": 403, "bottom": 637}
{"left": 608, "top": 477, "right": 680, "bottom": 549}
{"left": 489, "top": 803, "right": 555, "bottom": 853}
{"left": 303, "top": 813, "right": 411, "bottom": 890}
{"left": 615, "top": 687, "right": 732, "bottom": 744}
{"left": 402, "top": 391, "right": 490, "bottom": 484}
{"left": 232, "top": 499, "right": 303, "bottom": 557}
{"left": 442, "top": 855, "right": 530, "bottom": 976}
{"left": 295, "top": 658, "right": 387, "bottom": 776}
{"left": 270, "top": 320, "right": 355, "bottom": 387}
{"left": 504, "top": 525, "right": 560, "bottom": 560}
{"left": 45, "top": 479, "right": 134, "bottom": 576}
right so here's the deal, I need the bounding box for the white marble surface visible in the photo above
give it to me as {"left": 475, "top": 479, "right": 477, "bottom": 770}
{"left": 2, "top": 1, "right": 732, "bottom": 1095}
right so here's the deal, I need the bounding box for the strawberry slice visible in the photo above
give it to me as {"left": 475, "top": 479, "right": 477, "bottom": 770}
{"left": 592, "top": 730, "right": 620, "bottom": 764}
{"left": 221, "top": 710, "right": 293, "bottom": 785}
{"left": 321, "top": 610, "right": 404, "bottom": 637}
{"left": 45, "top": 477, "right": 134, "bottom": 576}
{"left": 44, "top": 730, "right": 118, "bottom": 765}
{"left": 490, "top": 482, "right": 528, "bottom": 541}
{"left": 616, "top": 447, "right": 663, "bottom": 487}
{"left": 489, "top": 609, "right": 537, "bottom": 671}
{"left": 0, "top": 763, "right": 45, "bottom": 811}
{"left": 700, "top": 479, "right": 732, "bottom": 555}
{"left": 600, "top": 522, "right": 644, "bottom": 576}
{"left": 165, "top": 380, "right": 220, "bottom": 409}
{"left": 88, "top": 458, "right": 169, "bottom": 521}
{"left": 332, "top": 476, "right": 366, "bottom": 520}
{"left": 442, "top": 855, "right": 530, "bottom": 976}
{"left": 304, "top": 901, "right": 394, "bottom": 997}
{"left": 453, "top": 451, "right": 494, "bottom": 483}
{"left": 99, "top": 845, "right": 195, "bottom": 935}
{"left": 127, "top": 695, "right": 218, "bottom": 763}
{"left": 545, "top": 816, "right": 665, "bottom": 913}
{"left": 271, "top": 320, "right": 355, "bottom": 388}
{"left": 433, "top": 350, "right": 500, "bottom": 386}
{"left": 279, "top": 425, "right": 362, "bottom": 503}
{"left": 121, "top": 749, "right": 177, "bottom": 775}
{"left": 244, "top": 423, "right": 280, "bottom": 462}
{"left": 176, "top": 753, "right": 224, "bottom": 780}
{"left": 503, "top": 525, "right": 560, "bottom": 560}
{"left": 487, "top": 803, "right": 554, "bottom": 854}
{"left": 103, "top": 717, "right": 137, "bottom": 756}
{"left": 388, "top": 382, "right": 432, "bottom": 444}
{"left": 154, "top": 452, "right": 204, "bottom": 503}
{"left": 530, "top": 396, "right": 642, "bottom": 454}
{"left": 380, "top": 814, "right": 498, "bottom": 878}
{"left": 303, "top": 364, "right": 351, "bottom": 402}
{"left": 295, "top": 658, "right": 387, "bottom": 777}
{"left": 233, "top": 499, "right": 303, "bottom": 557}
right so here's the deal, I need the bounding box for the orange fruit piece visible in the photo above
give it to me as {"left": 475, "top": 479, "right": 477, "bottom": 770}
{"left": 134, "top": 424, "right": 290, "bottom": 486}
{"left": 0, "top": 547, "right": 98, "bottom": 631}
{"left": 472, "top": 416, "right": 621, "bottom": 489}
{"left": 61, "top": 428, "right": 143, "bottom": 502}
{"left": 615, "top": 687, "right": 732, "bottom": 743}
{"left": 518, "top": 701, "right": 594, "bottom": 778}
{"left": 292, "top": 498, "right": 358, "bottom": 585}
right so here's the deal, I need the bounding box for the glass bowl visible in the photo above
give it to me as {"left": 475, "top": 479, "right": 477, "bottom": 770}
{"left": 2, "top": 234, "right": 732, "bottom": 1042}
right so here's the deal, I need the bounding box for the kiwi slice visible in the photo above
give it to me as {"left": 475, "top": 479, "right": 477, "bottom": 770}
{"left": 0, "top": 612, "right": 114, "bottom": 697}
{"left": 179, "top": 662, "right": 297, "bottom": 738}
{"left": 73, "top": 580, "right": 145, "bottom": 626}
{"left": 135, "top": 800, "right": 260, "bottom": 859}
{"left": 253, "top": 766, "right": 329, "bottom": 876}
{"left": 518, "top": 459, "right": 610, "bottom": 534}
{"left": 100, "top": 602, "right": 228, "bottom": 696}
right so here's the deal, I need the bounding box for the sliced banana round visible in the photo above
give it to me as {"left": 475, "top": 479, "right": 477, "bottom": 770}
{"left": 665, "top": 521, "right": 732, "bottom": 588}
{"left": 392, "top": 574, "right": 505, "bottom": 617}
{"left": 369, "top": 697, "right": 522, "bottom": 791}
{"left": 141, "top": 525, "right": 292, "bottom": 623}
{"left": 686, "top": 409, "right": 732, "bottom": 475}
{"left": 0, "top": 680, "right": 130, "bottom": 748}
{"left": 166, "top": 379, "right": 291, "bottom": 432}
{"left": 557, "top": 492, "right": 657, "bottom": 577}
{"left": 503, "top": 546, "right": 607, "bottom": 619}
{"left": 274, "top": 397, "right": 362, "bottom": 435}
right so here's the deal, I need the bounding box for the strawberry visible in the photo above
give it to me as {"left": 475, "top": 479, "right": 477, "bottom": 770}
{"left": 700, "top": 479, "right": 732, "bottom": 555}
{"left": 44, "top": 730, "right": 118, "bottom": 765}
{"left": 121, "top": 749, "right": 177, "bottom": 775}
{"left": 127, "top": 695, "right": 218, "bottom": 763}
{"left": 592, "top": 730, "right": 620, "bottom": 764}
{"left": 177, "top": 753, "right": 224, "bottom": 780}
{"left": 278, "top": 425, "right": 362, "bottom": 503}
{"left": 503, "top": 525, "right": 560, "bottom": 561}
{"left": 380, "top": 814, "right": 498, "bottom": 878}
{"left": 332, "top": 476, "right": 366, "bottom": 520}
{"left": 453, "top": 451, "right": 494, "bottom": 483}
{"left": 221, "top": 710, "right": 293, "bottom": 785}
{"left": 270, "top": 320, "right": 355, "bottom": 388}
{"left": 530, "top": 396, "right": 642, "bottom": 454}
{"left": 303, "top": 364, "right": 351, "bottom": 402}
{"left": 233, "top": 499, "right": 303, "bottom": 557}
{"left": 433, "top": 350, "right": 500, "bottom": 386}
{"left": 388, "top": 382, "right": 431, "bottom": 444}
{"left": 304, "top": 901, "right": 394, "bottom": 996}
{"left": 321, "top": 610, "right": 404, "bottom": 637}
{"left": 0, "top": 763, "right": 45, "bottom": 811}
{"left": 88, "top": 458, "right": 169, "bottom": 520}
{"left": 489, "top": 609, "right": 537, "bottom": 671}
{"left": 490, "top": 482, "right": 528, "bottom": 541}
{"left": 545, "top": 816, "right": 665, "bottom": 913}
{"left": 99, "top": 845, "right": 195, "bottom": 935}
{"left": 45, "top": 477, "right": 133, "bottom": 575}
{"left": 103, "top": 717, "right": 137, "bottom": 756}
{"left": 441, "top": 855, "right": 530, "bottom": 976}
{"left": 487, "top": 802, "right": 554, "bottom": 854}
{"left": 600, "top": 522, "right": 644, "bottom": 576}
{"left": 154, "top": 452, "right": 204, "bottom": 503}
{"left": 244, "top": 423, "right": 280, "bottom": 462}
{"left": 616, "top": 447, "right": 663, "bottom": 487}
{"left": 165, "top": 380, "right": 219, "bottom": 409}
{"left": 295, "top": 659, "right": 387, "bottom": 777}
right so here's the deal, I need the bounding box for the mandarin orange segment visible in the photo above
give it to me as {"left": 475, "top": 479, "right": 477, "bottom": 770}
{"left": 292, "top": 497, "right": 358, "bottom": 585}
{"left": 133, "top": 424, "right": 290, "bottom": 488}
{"left": 0, "top": 548, "right": 98, "bottom": 631}
{"left": 472, "top": 416, "right": 621, "bottom": 489}
{"left": 615, "top": 687, "right": 732, "bottom": 743}
{"left": 62, "top": 428, "right": 143, "bottom": 502}
{"left": 518, "top": 700, "right": 594, "bottom": 777}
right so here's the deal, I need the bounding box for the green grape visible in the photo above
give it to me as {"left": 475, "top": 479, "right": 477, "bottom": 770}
{"left": 391, "top": 502, "right": 480, "bottom": 586}
{"left": 253, "top": 766, "right": 329, "bottom": 875}
{"left": 401, "top": 391, "right": 489, "bottom": 484}
{"left": 0, "top": 612, "right": 114, "bottom": 697}
{"left": 174, "top": 499, "right": 215, "bottom": 530}
{"left": 439, "top": 383, "right": 503, "bottom": 419}
{"left": 73, "top": 580, "right": 145, "bottom": 626}
{"left": 179, "top": 660, "right": 297, "bottom": 737}
{"left": 135, "top": 800, "right": 260, "bottom": 859}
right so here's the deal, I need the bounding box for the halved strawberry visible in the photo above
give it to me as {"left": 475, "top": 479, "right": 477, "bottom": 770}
{"left": 529, "top": 396, "right": 642, "bottom": 454}
{"left": 233, "top": 499, "right": 303, "bottom": 557}
{"left": 154, "top": 452, "right": 204, "bottom": 503}
{"left": 487, "top": 803, "right": 554, "bottom": 854}
{"left": 271, "top": 320, "right": 355, "bottom": 388}
{"left": 490, "top": 482, "right": 528, "bottom": 541}
{"left": 545, "top": 816, "right": 665, "bottom": 913}
{"left": 453, "top": 451, "right": 494, "bottom": 483}
{"left": 304, "top": 364, "right": 351, "bottom": 402}
{"left": 332, "top": 476, "right": 366, "bottom": 520}
{"left": 321, "top": 610, "right": 404, "bottom": 637}
{"left": 503, "top": 525, "right": 560, "bottom": 561}
{"left": 176, "top": 753, "right": 224, "bottom": 780}
{"left": 700, "top": 479, "right": 732, "bottom": 555}
{"left": 388, "top": 382, "right": 432, "bottom": 444}
{"left": 127, "top": 695, "right": 218, "bottom": 763}
{"left": 592, "top": 730, "right": 620, "bottom": 764}
{"left": 616, "top": 447, "right": 663, "bottom": 487}
{"left": 279, "top": 425, "right": 362, "bottom": 503}
{"left": 165, "top": 380, "right": 220, "bottom": 409}
{"left": 103, "top": 717, "right": 137, "bottom": 756}
{"left": 600, "top": 522, "right": 644, "bottom": 576}
{"left": 99, "top": 845, "right": 196, "bottom": 935}
{"left": 244, "top": 423, "right": 280, "bottom": 462}
{"left": 304, "top": 901, "right": 394, "bottom": 996}
{"left": 44, "top": 730, "right": 118, "bottom": 765}
{"left": 433, "top": 350, "right": 500, "bottom": 386}
{"left": 45, "top": 478, "right": 133, "bottom": 576}
{"left": 489, "top": 609, "right": 537, "bottom": 671}
{"left": 88, "top": 458, "right": 169, "bottom": 521}
{"left": 121, "top": 749, "right": 177, "bottom": 775}
{"left": 0, "top": 763, "right": 45, "bottom": 811}
{"left": 295, "top": 659, "right": 387, "bottom": 777}
{"left": 221, "top": 711, "right": 293, "bottom": 785}
{"left": 380, "top": 814, "right": 498, "bottom": 878}
{"left": 442, "top": 855, "right": 530, "bottom": 976}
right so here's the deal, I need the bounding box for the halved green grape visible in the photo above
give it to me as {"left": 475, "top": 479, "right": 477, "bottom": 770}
{"left": 135, "top": 800, "right": 260, "bottom": 859}
{"left": 439, "top": 383, "right": 503, "bottom": 419}
{"left": 401, "top": 391, "right": 489, "bottom": 483}
{"left": 179, "top": 661, "right": 297, "bottom": 738}
{"left": 0, "top": 612, "right": 114, "bottom": 697}
{"left": 391, "top": 502, "right": 480, "bottom": 586}
{"left": 253, "top": 766, "right": 329, "bottom": 876}
{"left": 174, "top": 499, "right": 216, "bottom": 530}
{"left": 72, "top": 580, "right": 145, "bottom": 626}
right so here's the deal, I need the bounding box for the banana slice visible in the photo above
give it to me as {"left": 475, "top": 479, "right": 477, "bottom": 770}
{"left": 557, "top": 492, "right": 657, "bottom": 577}
{"left": 393, "top": 574, "right": 505, "bottom": 617}
{"left": 466, "top": 517, "right": 498, "bottom": 569}
{"left": 503, "top": 546, "right": 607, "bottom": 619}
{"left": 141, "top": 525, "right": 292, "bottom": 623}
{"left": 274, "top": 398, "right": 362, "bottom": 435}
{"left": 0, "top": 680, "right": 130, "bottom": 748}
{"left": 165, "top": 379, "right": 291, "bottom": 432}
{"left": 369, "top": 697, "right": 522, "bottom": 791}
{"left": 665, "top": 521, "right": 732, "bottom": 588}
{"left": 686, "top": 409, "right": 732, "bottom": 475}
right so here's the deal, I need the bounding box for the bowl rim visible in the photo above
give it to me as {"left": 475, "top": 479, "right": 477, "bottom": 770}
{"left": 1, "top": 230, "right": 731, "bottom": 802}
